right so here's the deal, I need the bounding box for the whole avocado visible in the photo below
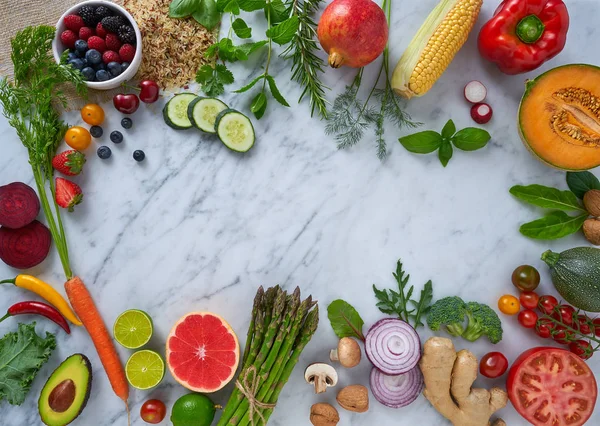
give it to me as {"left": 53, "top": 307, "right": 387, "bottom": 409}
{"left": 542, "top": 247, "right": 600, "bottom": 312}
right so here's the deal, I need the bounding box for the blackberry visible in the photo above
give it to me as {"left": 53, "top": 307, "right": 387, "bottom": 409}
{"left": 95, "top": 6, "right": 112, "bottom": 21}
{"left": 118, "top": 25, "right": 136, "bottom": 45}
{"left": 79, "top": 5, "right": 98, "bottom": 26}
{"left": 101, "top": 16, "right": 126, "bottom": 33}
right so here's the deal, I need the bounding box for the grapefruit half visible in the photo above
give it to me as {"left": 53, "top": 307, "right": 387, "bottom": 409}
{"left": 166, "top": 312, "right": 240, "bottom": 393}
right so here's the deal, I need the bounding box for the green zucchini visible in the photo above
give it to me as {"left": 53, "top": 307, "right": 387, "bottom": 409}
{"left": 215, "top": 109, "right": 255, "bottom": 153}
{"left": 542, "top": 247, "right": 600, "bottom": 312}
{"left": 187, "top": 97, "right": 228, "bottom": 133}
{"left": 163, "top": 93, "right": 197, "bottom": 130}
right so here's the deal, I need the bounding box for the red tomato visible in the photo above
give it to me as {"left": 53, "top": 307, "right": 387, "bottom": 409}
{"left": 577, "top": 315, "right": 592, "bottom": 335}
{"left": 519, "top": 291, "right": 539, "bottom": 310}
{"left": 518, "top": 309, "right": 538, "bottom": 328}
{"left": 538, "top": 295, "right": 558, "bottom": 315}
{"left": 569, "top": 340, "right": 593, "bottom": 360}
{"left": 535, "top": 318, "right": 555, "bottom": 339}
{"left": 593, "top": 318, "right": 600, "bottom": 337}
{"left": 140, "top": 399, "right": 166, "bottom": 424}
{"left": 507, "top": 347, "right": 597, "bottom": 426}
{"left": 479, "top": 352, "right": 509, "bottom": 378}
{"left": 552, "top": 326, "right": 572, "bottom": 345}
{"left": 554, "top": 305, "right": 576, "bottom": 326}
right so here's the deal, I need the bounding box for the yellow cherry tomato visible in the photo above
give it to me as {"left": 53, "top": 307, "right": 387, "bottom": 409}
{"left": 498, "top": 295, "right": 520, "bottom": 315}
{"left": 65, "top": 126, "right": 92, "bottom": 151}
{"left": 81, "top": 103, "right": 105, "bottom": 126}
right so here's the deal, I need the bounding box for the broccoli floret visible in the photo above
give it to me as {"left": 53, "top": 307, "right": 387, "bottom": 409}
{"left": 463, "top": 302, "right": 503, "bottom": 344}
{"left": 427, "top": 296, "right": 468, "bottom": 337}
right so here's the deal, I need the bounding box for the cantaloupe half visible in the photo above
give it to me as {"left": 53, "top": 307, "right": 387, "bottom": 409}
{"left": 519, "top": 64, "right": 600, "bottom": 171}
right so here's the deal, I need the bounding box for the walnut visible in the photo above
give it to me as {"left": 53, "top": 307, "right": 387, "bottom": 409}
{"left": 336, "top": 384, "right": 369, "bottom": 413}
{"left": 583, "top": 218, "right": 600, "bottom": 245}
{"left": 310, "top": 403, "right": 339, "bottom": 426}
{"left": 584, "top": 189, "right": 600, "bottom": 217}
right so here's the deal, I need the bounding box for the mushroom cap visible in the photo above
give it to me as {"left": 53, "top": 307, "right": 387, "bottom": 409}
{"left": 304, "top": 363, "right": 339, "bottom": 386}
{"left": 337, "top": 337, "right": 361, "bottom": 368}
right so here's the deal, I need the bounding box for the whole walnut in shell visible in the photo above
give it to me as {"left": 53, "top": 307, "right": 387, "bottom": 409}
{"left": 584, "top": 189, "right": 600, "bottom": 217}
{"left": 583, "top": 218, "right": 600, "bottom": 245}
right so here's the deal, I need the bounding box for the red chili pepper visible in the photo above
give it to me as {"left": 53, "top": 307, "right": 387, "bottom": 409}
{"left": 478, "top": 0, "right": 569, "bottom": 75}
{"left": 0, "top": 301, "right": 71, "bottom": 334}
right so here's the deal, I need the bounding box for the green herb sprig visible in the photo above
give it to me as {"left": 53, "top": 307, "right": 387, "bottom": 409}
{"left": 169, "top": 0, "right": 221, "bottom": 30}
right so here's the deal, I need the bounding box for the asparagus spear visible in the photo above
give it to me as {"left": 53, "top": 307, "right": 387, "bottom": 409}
{"left": 242, "top": 287, "right": 264, "bottom": 366}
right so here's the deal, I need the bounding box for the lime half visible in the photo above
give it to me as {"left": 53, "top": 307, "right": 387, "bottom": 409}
{"left": 126, "top": 350, "right": 165, "bottom": 390}
{"left": 114, "top": 309, "right": 153, "bottom": 349}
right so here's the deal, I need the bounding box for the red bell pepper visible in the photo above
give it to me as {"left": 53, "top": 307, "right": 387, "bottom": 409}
{"left": 478, "top": 0, "right": 569, "bottom": 75}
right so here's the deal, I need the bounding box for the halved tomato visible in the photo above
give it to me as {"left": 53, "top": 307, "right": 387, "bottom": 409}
{"left": 507, "top": 347, "right": 597, "bottom": 426}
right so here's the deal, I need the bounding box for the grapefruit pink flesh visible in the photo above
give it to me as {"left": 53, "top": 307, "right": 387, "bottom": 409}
{"left": 166, "top": 312, "right": 239, "bottom": 393}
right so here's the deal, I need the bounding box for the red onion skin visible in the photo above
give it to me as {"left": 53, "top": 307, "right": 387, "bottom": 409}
{"left": 0, "top": 220, "right": 51, "bottom": 269}
{"left": 370, "top": 365, "right": 424, "bottom": 408}
{"left": 365, "top": 318, "right": 421, "bottom": 375}
{"left": 0, "top": 182, "right": 40, "bottom": 229}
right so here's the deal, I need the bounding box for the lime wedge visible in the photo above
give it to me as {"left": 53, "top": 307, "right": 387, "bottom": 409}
{"left": 113, "top": 309, "right": 153, "bottom": 349}
{"left": 126, "top": 350, "right": 165, "bottom": 390}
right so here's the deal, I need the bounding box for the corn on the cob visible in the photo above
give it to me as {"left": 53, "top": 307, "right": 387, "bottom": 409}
{"left": 392, "top": 0, "right": 482, "bottom": 99}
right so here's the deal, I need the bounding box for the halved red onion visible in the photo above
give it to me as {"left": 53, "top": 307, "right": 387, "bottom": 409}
{"left": 370, "top": 365, "right": 424, "bottom": 408}
{"left": 365, "top": 318, "right": 421, "bottom": 375}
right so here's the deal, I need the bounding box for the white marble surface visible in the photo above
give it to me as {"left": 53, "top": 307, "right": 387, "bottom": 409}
{"left": 1, "top": 0, "right": 600, "bottom": 425}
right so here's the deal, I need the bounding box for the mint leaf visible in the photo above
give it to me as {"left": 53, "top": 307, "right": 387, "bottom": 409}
{"left": 265, "top": 75, "right": 289, "bottom": 107}
{"left": 0, "top": 323, "right": 56, "bottom": 405}
{"left": 265, "top": 0, "right": 288, "bottom": 24}
{"left": 452, "top": 127, "right": 490, "bottom": 151}
{"left": 251, "top": 92, "right": 267, "bottom": 119}
{"left": 216, "top": 0, "right": 239, "bottom": 14}
{"left": 327, "top": 300, "right": 365, "bottom": 341}
{"left": 520, "top": 211, "right": 588, "bottom": 240}
{"left": 399, "top": 130, "right": 442, "bottom": 154}
{"left": 510, "top": 184, "right": 586, "bottom": 212}
{"left": 238, "top": 0, "right": 266, "bottom": 11}
{"left": 192, "top": 0, "right": 220, "bottom": 30}
{"left": 234, "top": 74, "right": 264, "bottom": 93}
{"left": 441, "top": 119, "right": 456, "bottom": 139}
{"left": 232, "top": 18, "right": 252, "bottom": 38}
{"left": 567, "top": 171, "right": 600, "bottom": 199}
{"left": 266, "top": 16, "right": 299, "bottom": 45}
{"left": 236, "top": 40, "right": 267, "bottom": 57}
{"left": 169, "top": 0, "right": 199, "bottom": 17}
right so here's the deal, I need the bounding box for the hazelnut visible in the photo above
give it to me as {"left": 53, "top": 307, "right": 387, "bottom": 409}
{"left": 583, "top": 218, "right": 600, "bottom": 245}
{"left": 310, "top": 403, "right": 339, "bottom": 426}
{"left": 336, "top": 384, "right": 369, "bottom": 413}
{"left": 584, "top": 189, "right": 600, "bottom": 217}
{"left": 330, "top": 337, "right": 361, "bottom": 368}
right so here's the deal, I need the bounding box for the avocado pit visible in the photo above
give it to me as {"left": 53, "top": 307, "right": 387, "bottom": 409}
{"left": 48, "top": 379, "right": 76, "bottom": 413}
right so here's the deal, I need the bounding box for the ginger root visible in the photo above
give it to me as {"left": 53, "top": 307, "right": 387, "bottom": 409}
{"left": 420, "top": 337, "right": 507, "bottom": 426}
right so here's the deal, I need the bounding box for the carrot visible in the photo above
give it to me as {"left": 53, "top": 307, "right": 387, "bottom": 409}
{"left": 65, "top": 277, "right": 129, "bottom": 406}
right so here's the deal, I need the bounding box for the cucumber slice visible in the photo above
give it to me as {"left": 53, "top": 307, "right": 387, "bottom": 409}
{"left": 215, "top": 109, "right": 255, "bottom": 153}
{"left": 187, "top": 97, "right": 228, "bottom": 133}
{"left": 163, "top": 93, "right": 197, "bottom": 130}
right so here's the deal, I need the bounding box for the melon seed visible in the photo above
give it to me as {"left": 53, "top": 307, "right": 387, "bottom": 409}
{"left": 550, "top": 87, "right": 600, "bottom": 146}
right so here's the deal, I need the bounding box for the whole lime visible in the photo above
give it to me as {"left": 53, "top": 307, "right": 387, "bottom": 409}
{"left": 170, "top": 393, "right": 216, "bottom": 426}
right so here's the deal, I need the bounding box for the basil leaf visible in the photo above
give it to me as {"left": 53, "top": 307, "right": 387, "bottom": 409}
{"left": 399, "top": 130, "right": 442, "bottom": 154}
{"left": 232, "top": 18, "right": 251, "bottom": 38}
{"left": 266, "top": 16, "right": 299, "bottom": 45}
{"left": 510, "top": 184, "right": 586, "bottom": 212}
{"left": 567, "top": 171, "right": 600, "bottom": 199}
{"left": 169, "top": 0, "right": 199, "bottom": 17}
{"left": 234, "top": 74, "right": 263, "bottom": 93}
{"left": 266, "top": 75, "right": 289, "bottom": 107}
{"left": 441, "top": 119, "right": 455, "bottom": 139}
{"left": 520, "top": 211, "right": 588, "bottom": 240}
{"left": 192, "top": 0, "right": 220, "bottom": 30}
{"left": 438, "top": 140, "right": 453, "bottom": 167}
{"left": 327, "top": 299, "right": 365, "bottom": 341}
{"left": 238, "top": 0, "right": 266, "bottom": 11}
{"left": 452, "top": 128, "right": 490, "bottom": 151}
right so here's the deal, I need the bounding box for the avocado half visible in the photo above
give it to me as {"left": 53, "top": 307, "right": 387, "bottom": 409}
{"left": 39, "top": 354, "right": 92, "bottom": 426}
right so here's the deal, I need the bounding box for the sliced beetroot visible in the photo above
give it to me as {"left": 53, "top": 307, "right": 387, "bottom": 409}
{"left": 0, "top": 220, "right": 51, "bottom": 269}
{"left": 0, "top": 182, "right": 40, "bottom": 229}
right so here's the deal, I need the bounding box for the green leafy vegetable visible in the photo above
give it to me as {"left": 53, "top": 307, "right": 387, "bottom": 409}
{"left": 519, "top": 211, "right": 588, "bottom": 240}
{"left": 327, "top": 300, "right": 365, "bottom": 341}
{"left": 232, "top": 18, "right": 252, "bottom": 38}
{"left": 372, "top": 259, "right": 433, "bottom": 328}
{"left": 567, "top": 171, "right": 600, "bottom": 199}
{"left": 196, "top": 63, "right": 234, "bottom": 97}
{"left": 509, "top": 184, "right": 587, "bottom": 212}
{"left": 0, "top": 323, "right": 56, "bottom": 405}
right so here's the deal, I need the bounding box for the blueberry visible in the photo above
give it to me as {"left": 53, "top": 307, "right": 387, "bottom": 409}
{"left": 93, "top": 63, "right": 106, "bottom": 71}
{"left": 68, "top": 59, "right": 84, "bottom": 70}
{"left": 76, "top": 49, "right": 85, "bottom": 58}
{"left": 81, "top": 67, "right": 95, "bottom": 81}
{"left": 107, "top": 62, "right": 122, "bottom": 77}
{"left": 67, "top": 51, "right": 78, "bottom": 61}
{"left": 133, "top": 150, "right": 145, "bottom": 162}
{"left": 121, "top": 118, "right": 133, "bottom": 129}
{"left": 85, "top": 49, "right": 102, "bottom": 65}
{"left": 90, "top": 125, "right": 103, "bottom": 138}
{"left": 97, "top": 146, "right": 112, "bottom": 160}
{"left": 121, "top": 62, "right": 130, "bottom": 72}
{"left": 110, "top": 131, "right": 123, "bottom": 144}
{"left": 95, "top": 69, "right": 110, "bottom": 82}
{"left": 74, "top": 39, "right": 88, "bottom": 53}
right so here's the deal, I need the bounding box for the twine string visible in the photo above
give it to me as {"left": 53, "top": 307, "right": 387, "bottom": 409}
{"left": 235, "top": 366, "right": 276, "bottom": 426}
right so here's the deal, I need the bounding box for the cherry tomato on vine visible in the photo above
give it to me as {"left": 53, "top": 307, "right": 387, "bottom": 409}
{"left": 140, "top": 399, "right": 166, "bottom": 424}
{"left": 479, "top": 352, "right": 509, "bottom": 378}
{"left": 80, "top": 103, "right": 105, "bottom": 126}
{"left": 569, "top": 340, "right": 593, "bottom": 360}
{"left": 519, "top": 292, "right": 539, "bottom": 310}
{"left": 554, "top": 304, "right": 576, "bottom": 326}
{"left": 518, "top": 309, "right": 538, "bottom": 328}
{"left": 593, "top": 318, "right": 600, "bottom": 337}
{"left": 65, "top": 126, "right": 92, "bottom": 151}
{"left": 552, "top": 326, "right": 572, "bottom": 345}
{"left": 511, "top": 265, "right": 540, "bottom": 292}
{"left": 538, "top": 295, "right": 558, "bottom": 315}
{"left": 498, "top": 295, "right": 520, "bottom": 315}
{"left": 577, "top": 315, "right": 592, "bottom": 335}
{"left": 535, "top": 318, "right": 554, "bottom": 339}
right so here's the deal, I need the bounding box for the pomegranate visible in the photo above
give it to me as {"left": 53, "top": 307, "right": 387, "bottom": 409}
{"left": 317, "top": 0, "right": 388, "bottom": 68}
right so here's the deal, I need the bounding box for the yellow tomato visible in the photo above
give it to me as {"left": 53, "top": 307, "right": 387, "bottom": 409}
{"left": 81, "top": 104, "right": 105, "bottom": 126}
{"left": 498, "top": 295, "right": 520, "bottom": 315}
{"left": 65, "top": 126, "right": 92, "bottom": 151}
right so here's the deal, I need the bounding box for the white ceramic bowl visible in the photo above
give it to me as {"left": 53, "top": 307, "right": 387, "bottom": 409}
{"left": 52, "top": 0, "right": 142, "bottom": 90}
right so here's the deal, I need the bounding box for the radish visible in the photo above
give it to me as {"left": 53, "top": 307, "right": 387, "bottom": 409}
{"left": 471, "top": 103, "right": 493, "bottom": 124}
{"left": 0, "top": 220, "right": 51, "bottom": 269}
{"left": 370, "top": 365, "right": 424, "bottom": 408}
{"left": 365, "top": 318, "right": 421, "bottom": 375}
{"left": 0, "top": 182, "right": 40, "bottom": 229}
{"left": 464, "top": 80, "right": 487, "bottom": 104}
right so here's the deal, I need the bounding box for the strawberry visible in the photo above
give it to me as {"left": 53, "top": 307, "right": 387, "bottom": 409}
{"left": 102, "top": 50, "right": 120, "bottom": 64}
{"left": 52, "top": 150, "right": 86, "bottom": 176}
{"left": 87, "top": 36, "right": 106, "bottom": 53}
{"left": 96, "top": 22, "right": 107, "bottom": 38}
{"left": 64, "top": 14, "right": 85, "bottom": 32}
{"left": 105, "top": 33, "right": 122, "bottom": 52}
{"left": 119, "top": 44, "right": 135, "bottom": 63}
{"left": 78, "top": 26, "right": 94, "bottom": 41}
{"left": 55, "top": 178, "right": 83, "bottom": 212}
{"left": 60, "top": 30, "right": 77, "bottom": 49}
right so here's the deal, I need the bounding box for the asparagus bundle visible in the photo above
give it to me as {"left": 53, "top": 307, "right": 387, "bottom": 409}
{"left": 218, "top": 285, "right": 319, "bottom": 426}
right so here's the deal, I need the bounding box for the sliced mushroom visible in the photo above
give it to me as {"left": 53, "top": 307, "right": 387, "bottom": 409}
{"left": 304, "top": 363, "right": 338, "bottom": 394}
{"left": 330, "top": 337, "right": 361, "bottom": 368}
